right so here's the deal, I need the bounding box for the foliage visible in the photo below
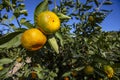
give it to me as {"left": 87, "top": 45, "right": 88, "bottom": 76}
{"left": 0, "top": 0, "right": 120, "bottom": 80}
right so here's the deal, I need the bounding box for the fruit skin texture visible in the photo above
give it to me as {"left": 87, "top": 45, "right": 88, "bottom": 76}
{"left": 21, "top": 28, "right": 47, "bottom": 51}
{"left": 84, "top": 65, "right": 94, "bottom": 75}
{"left": 36, "top": 11, "right": 60, "bottom": 34}
{"left": 104, "top": 65, "right": 114, "bottom": 78}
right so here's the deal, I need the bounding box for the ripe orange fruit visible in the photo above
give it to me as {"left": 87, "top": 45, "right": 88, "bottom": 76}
{"left": 36, "top": 11, "right": 60, "bottom": 34}
{"left": 84, "top": 65, "right": 94, "bottom": 75}
{"left": 104, "top": 65, "right": 114, "bottom": 78}
{"left": 21, "top": 28, "right": 47, "bottom": 51}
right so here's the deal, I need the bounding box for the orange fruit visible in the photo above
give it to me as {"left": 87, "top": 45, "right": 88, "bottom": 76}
{"left": 31, "top": 71, "right": 37, "bottom": 79}
{"left": 36, "top": 11, "right": 60, "bottom": 34}
{"left": 84, "top": 65, "right": 94, "bottom": 75}
{"left": 16, "top": 57, "right": 22, "bottom": 62}
{"left": 88, "top": 16, "right": 94, "bottom": 22}
{"left": 71, "top": 70, "right": 78, "bottom": 77}
{"left": 104, "top": 65, "right": 114, "bottom": 78}
{"left": 21, "top": 28, "right": 47, "bottom": 51}
{"left": 64, "top": 76, "right": 69, "bottom": 80}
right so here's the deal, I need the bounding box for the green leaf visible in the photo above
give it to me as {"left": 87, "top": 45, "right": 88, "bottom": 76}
{"left": 94, "top": 67, "right": 106, "bottom": 77}
{"left": 0, "top": 4, "right": 4, "bottom": 10}
{"left": 0, "top": 68, "right": 9, "bottom": 78}
{"left": 3, "top": 14, "right": 8, "bottom": 19}
{"left": 103, "top": 1, "right": 112, "bottom": 5}
{"left": 49, "top": 71, "right": 57, "bottom": 77}
{"left": 74, "top": 66, "right": 85, "bottom": 71}
{"left": 48, "top": 37, "right": 59, "bottom": 54}
{"left": 18, "top": 3, "right": 25, "bottom": 9}
{"left": 15, "top": 28, "right": 27, "bottom": 32}
{"left": 0, "top": 33, "right": 22, "bottom": 49}
{"left": 55, "top": 32, "right": 64, "bottom": 46}
{"left": 9, "top": 15, "right": 16, "bottom": 22}
{"left": 37, "top": 73, "right": 44, "bottom": 79}
{"left": 9, "top": 23, "right": 17, "bottom": 30}
{"left": 0, "top": 58, "right": 13, "bottom": 64}
{"left": 20, "top": 18, "right": 26, "bottom": 23}
{"left": 34, "top": 0, "right": 48, "bottom": 24}
{"left": 20, "top": 18, "right": 34, "bottom": 28}
{"left": 57, "top": 13, "right": 71, "bottom": 20}
{"left": 21, "top": 20, "right": 34, "bottom": 28}
{"left": 62, "top": 71, "right": 71, "bottom": 77}
{"left": 0, "top": 31, "right": 22, "bottom": 45}
{"left": 20, "top": 10, "right": 28, "bottom": 16}
{"left": 92, "top": 54, "right": 109, "bottom": 64}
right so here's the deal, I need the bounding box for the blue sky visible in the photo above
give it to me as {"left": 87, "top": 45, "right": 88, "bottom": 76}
{"left": 24, "top": 0, "right": 120, "bottom": 31}
{"left": 101, "top": 0, "right": 120, "bottom": 31}
{"left": 0, "top": 0, "right": 120, "bottom": 33}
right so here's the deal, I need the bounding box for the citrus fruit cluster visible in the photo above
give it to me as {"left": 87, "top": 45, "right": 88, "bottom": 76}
{"left": 21, "top": 11, "right": 60, "bottom": 51}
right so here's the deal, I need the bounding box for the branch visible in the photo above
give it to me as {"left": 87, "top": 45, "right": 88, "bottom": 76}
{"left": 9, "top": 3, "right": 22, "bottom": 28}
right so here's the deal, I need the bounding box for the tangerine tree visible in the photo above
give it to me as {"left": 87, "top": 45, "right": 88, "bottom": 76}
{"left": 0, "top": 0, "right": 120, "bottom": 80}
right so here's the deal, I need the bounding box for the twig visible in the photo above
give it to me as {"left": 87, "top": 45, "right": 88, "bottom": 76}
{"left": 9, "top": 2, "right": 22, "bottom": 28}
{"left": 54, "top": 0, "right": 57, "bottom": 8}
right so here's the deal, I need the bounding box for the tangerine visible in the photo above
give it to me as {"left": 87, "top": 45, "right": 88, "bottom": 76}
{"left": 36, "top": 11, "right": 60, "bottom": 34}
{"left": 84, "top": 65, "right": 94, "bottom": 75}
{"left": 64, "top": 76, "right": 69, "bottom": 80}
{"left": 104, "top": 65, "right": 114, "bottom": 78}
{"left": 21, "top": 28, "right": 47, "bottom": 51}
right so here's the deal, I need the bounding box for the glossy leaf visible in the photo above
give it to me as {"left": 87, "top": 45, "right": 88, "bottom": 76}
{"left": 0, "top": 33, "right": 22, "bottom": 49}
{"left": 0, "top": 31, "right": 22, "bottom": 45}
{"left": 55, "top": 32, "right": 64, "bottom": 46}
{"left": 57, "top": 12, "right": 71, "bottom": 20}
{"left": 48, "top": 37, "right": 59, "bottom": 54}
{"left": 0, "top": 58, "right": 13, "bottom": 64}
